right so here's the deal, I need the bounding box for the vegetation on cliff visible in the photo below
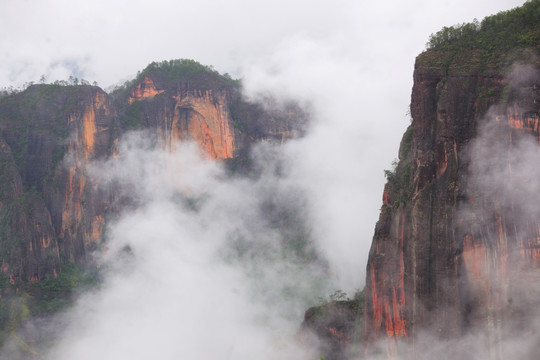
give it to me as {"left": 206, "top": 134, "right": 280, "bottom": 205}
{"left": 426, "top": 0, "right": 539, "bottom": 52}
{"left": 302, "top": 289, "right": 365, "bottom": 360}
{"left": 111, "top": 59, "right": 244, "bottom": 132}
{"left": 0, "top": 262, "right": 99, "bottom": 352}
{"left": 383, "top": 124, "right": 413, "bottom": 210}
{"left": 363, "top": 1, "right": 540, "bottom": 358}
{"left": 420, "top": 0, "right": 540, "bottom": 70}
{"left": 112, "top": 59, "right": 240, "bottom": 98}
{"left": 139, "top": 59, "right": 240, "bottom": 89}
{"left": 0, "top": 85, "right": 86, "bottom": 174}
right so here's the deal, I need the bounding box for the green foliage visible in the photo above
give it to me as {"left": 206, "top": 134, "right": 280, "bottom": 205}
{"left": 396, "top": 163, "right": 411, "bottom": 206}
{"left": 0, "top": 195, "right": 30, "bottom": 265}
{"left": 319, "top": 288, "right": 365, "bottom": 305}
{"left": 232, "top": 119, "right": 245, "bottom": 132}
{"left": 51, "top": 146, "right": 66, "bottom": 169}
{"left": 0, "top": 84, "right": 96, "bottom": 194}
{"left": 142, "top": 59, "right": 238, "bottom": 86}
{"left": 399, "top": 125, "right": 414, "bottom": 159}
{"left": 0, "top": 86, "right": 20, "bottom": 99}
{"left": 425, "top": 0, "right": 540, "bottom": 68}
{"left": 353, "top": 288, "right": 365, "bottom": 302}
{"left": 0, "top": 294, "right": 31, "bottom": 342}
{"left": 36, "top": 262, "right": 98, "bottom": 291}
{"left": 112, "top": 59, "right": 240, "bottom": 99}
{"left": 384, "top": 158, "right": 412, "bottom": 209}
{"left": 0, "top": 262, "right": 100, "bottom": 347}
{"left": 28, "top": 262, "right": 100, "bottom": 314}
{"left": 329, "top": 289, "right": 347, "bottom": 301}
{"left": 111, "top": 59, "right": 242, "bottom": 131}
{"left": 310, "top": 287, "right": 366, "bottom": 341}
{"left": 228, "top": 96, "right": 256, "bottom": 135}
{"left": 426, "top": 20, "right": 481, "bottom": 50}
{"left": 122, "top": 100, "right": 144, "bottom": 129}
{"left": 384, "top": 159, "right": 399, "bottom": 183}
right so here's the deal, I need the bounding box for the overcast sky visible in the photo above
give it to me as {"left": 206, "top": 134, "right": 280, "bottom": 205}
{"left": 0, "top": 0, "right": 527, "bottom": 291}
{"left": 0, "top": 0, "right": 525, "bottom": 89}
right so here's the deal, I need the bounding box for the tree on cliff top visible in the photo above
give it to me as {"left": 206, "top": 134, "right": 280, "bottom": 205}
{"left": 124, "top": 59, "right": 239, "bottom": 93}
{"left": 426, "top": 0, "right": 540, "bottom": 55}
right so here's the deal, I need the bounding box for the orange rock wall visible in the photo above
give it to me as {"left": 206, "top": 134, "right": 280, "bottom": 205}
{"left": 58, "top": 88, "right": 114, "bottom": 263}
{"left": 0, "top": 69, "right": 308, "bottom": 284}
{"left": 366, "top": 210, "right": 408, "bottom": 356}
{"left": 129, "top": 75, "right": 164, "bottom": 103}
{"left": 130, "top": 83, "right": 237, "bottom": 160}
{"left": 365, "top": 56, "right": 540, "bottom": 359}
{"left": 158, "top": 89, "right": 234, "bottom": 159}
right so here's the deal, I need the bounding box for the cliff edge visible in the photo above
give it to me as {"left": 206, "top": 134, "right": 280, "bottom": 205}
{"left": 365, "top": 1, "right": 540, "bottom": 358}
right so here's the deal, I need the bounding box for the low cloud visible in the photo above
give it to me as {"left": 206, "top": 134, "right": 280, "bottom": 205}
{"left": 38, "top": 132, "right": 329, "bottom": 359}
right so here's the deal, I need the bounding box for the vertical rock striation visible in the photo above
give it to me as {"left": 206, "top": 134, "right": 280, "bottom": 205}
{"left": 364, "top": 6, "right": 540, "bottom": 356}
{"left": 0, "top": 60, "right": 308, "bottom": 284}
{"left": 0, "top": 85, "right": 116, "bottom": 282}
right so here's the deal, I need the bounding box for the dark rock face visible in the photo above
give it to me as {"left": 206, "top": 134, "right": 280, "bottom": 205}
{"left": 0, "top": 64, "right": 308, "bottom": 284}
{"left": 304, "top": 2, "right": 540, "bottom": 351}
{"left": 0, "top": 133, "right": 60, "bottom": 283}
{"left": 301, "top": 299, "right": 364, "bottom": 360}
{"left": 120, "top": 76, "right": 307, "bottom": 160}
{"left": 0, "top": 85, "right": 114, "bottom": 282}
{"left": 364, "top": 49, "right": 540, "bottom": 357}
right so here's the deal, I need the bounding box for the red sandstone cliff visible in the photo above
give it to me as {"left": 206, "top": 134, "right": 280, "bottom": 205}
{"left": 117, "top": 61, "right": 306, "bottom": 161}
{"left": 0, "top": 86, "right": 115, "bottom": 282}
{"left": 127, "top": 76, "right": 237, "bottom": 159}
{"left": 0, "top": 60, "right": 307, "bottom": 284}
{"left": 365, "top": 34, "right": 540, "bottom": 360}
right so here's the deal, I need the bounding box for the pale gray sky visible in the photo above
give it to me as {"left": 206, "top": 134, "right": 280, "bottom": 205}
{"left": 0, "top": 0, "right": 526, "bottom": 89}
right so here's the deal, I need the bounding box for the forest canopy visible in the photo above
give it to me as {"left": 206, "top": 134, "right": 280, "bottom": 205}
{"left": 426, "top": 0, "right": 540, "bottom": 54}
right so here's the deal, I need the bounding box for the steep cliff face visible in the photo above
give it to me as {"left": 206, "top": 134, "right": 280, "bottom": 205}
{"left": 116, "top": 60, "right": 307, "bottom": 161}
{"left": 364, "top": 4, "right": 540, "bottom": 357}
{"left": 0, "top": 85, "right": 115, "bottom": 282}
{"left": 0, "top": 133, "right": 60, "bottom": 284}
{"left": 0, "top": 60, "right": 308, "bottom": 285}
{"left": 127, "top": 81, "right": 237, "bottom": 159}
{"left": 51, "top": 88, "right": 114, "bottom": 265}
